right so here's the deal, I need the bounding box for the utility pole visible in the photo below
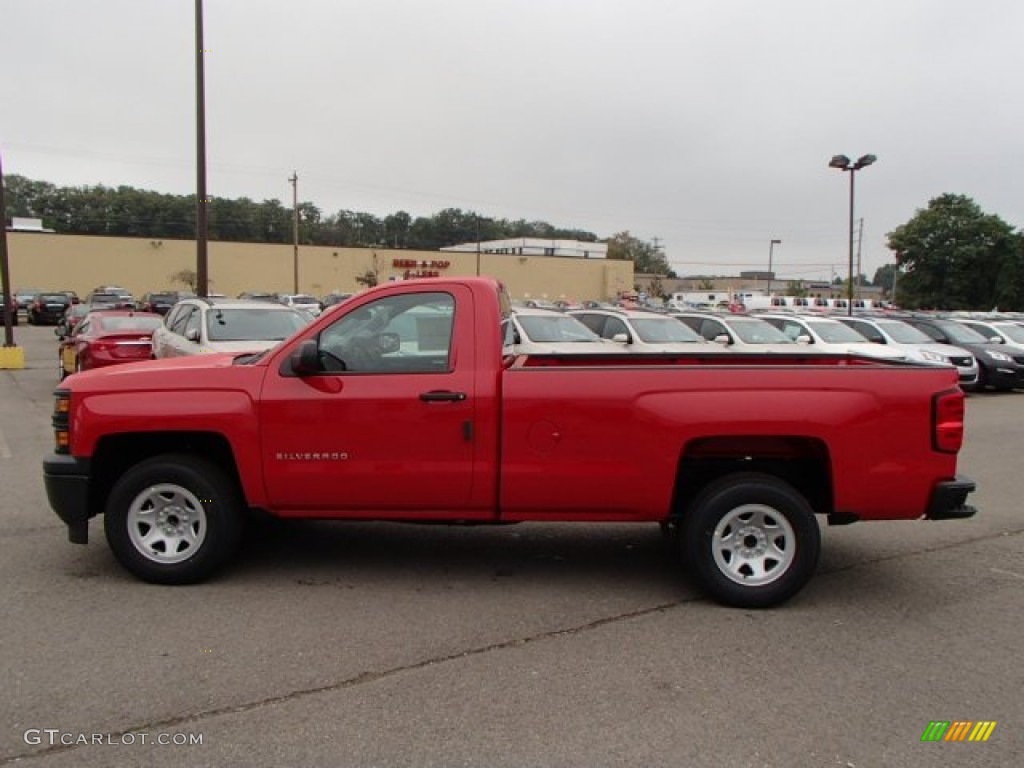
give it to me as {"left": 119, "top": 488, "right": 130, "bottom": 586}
{"left": 289, "top": 171, "right": 298, "bottom": 293}
{"left": 194, "top": 0, "right": 209, "bottom": 297}
{"left": 855, "top": 217, "right": 864, "bottom": 300}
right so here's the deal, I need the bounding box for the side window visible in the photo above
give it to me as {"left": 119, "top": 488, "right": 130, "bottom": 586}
{"left": 602, "top": 317, "right": 629, "bottom": 340}
{"left": 170, "top": 306, "right": 194, "bottom": 336}
{"left": 781, "top": 321, "right": 803, "bottom": 341}
{"left": 850, "top": 321, "right": 882, "bottom": 343}
{"left": 915, "top": 324, "right": 943, "bottom": 342}
{"left": 184, "top": 309, "right": 202, "bottom": 340}
{"left": 319, "top": 292, "right": 455, "bottom": 373}
{"left": 699, "top": 320, "right": 727, "bottom": 342}
{"left": 574, "top": 313, "right": 605, "bottom": 336}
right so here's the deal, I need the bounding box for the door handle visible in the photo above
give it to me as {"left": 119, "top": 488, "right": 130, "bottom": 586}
{"left": 419, "top": 391, "right": 467, "bottom": 402}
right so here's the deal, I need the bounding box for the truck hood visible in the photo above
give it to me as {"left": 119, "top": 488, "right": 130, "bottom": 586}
{"left": 62, "top": 352, "right": 265, "bottom": 393}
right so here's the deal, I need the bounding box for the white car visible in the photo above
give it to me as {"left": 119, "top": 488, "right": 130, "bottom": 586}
{"left": 835, "top": 316, "right": 979, "bottom": 389}
{"left": 152, "top": 298, "right": 309, "bottom": 358}
{"left": 279, "top": 293, "right": 323, "bottom": 317}
{"left": 568, "top": 308, "right": 731, "bottom": 353}
{"left": 506, "top": 307, "right": 627, "bottom": 354}
{"left": 756, "top": 313, "right": 907, "bottom": 360}
{"left": 671, "top": 312, "right": 823, "bottom": 354}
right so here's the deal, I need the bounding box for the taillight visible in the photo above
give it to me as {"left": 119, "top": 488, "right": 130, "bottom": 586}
{"left": 933, "top": 389, "right": 965, "bottom": 453}
{"left": 53, "top": 390, "right": 72, "bottom": 454}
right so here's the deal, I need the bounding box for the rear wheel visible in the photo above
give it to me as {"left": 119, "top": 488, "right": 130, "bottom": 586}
{"left": 681, "top": 472, "right": 820, "bottom": 608}
{"left": 104, "top": 454, "right": 242, "bottom": 584}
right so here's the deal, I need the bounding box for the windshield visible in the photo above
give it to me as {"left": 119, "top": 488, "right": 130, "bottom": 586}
{"left": 933, "top": 320, "right": 988, "bottom": 344}
{"left": 993, "top": 323, "right": 1024, "bottom": 343}
{"left": 516, "top": 315, "right": 602, "bottom": 343}
{"left": 95, "top": 316, "right": 163, "bottom": 332}
{"left": 806, "top": 320, "right": 870, "bottom": 343}
{"left": 727, "top": 318, "right": 793, "bottom": 344}
{"left": 631, "top": 318, "right": 702, "bottom": 343}
{"left": 206, "top": 308, "right": 307, "bottom": 342}
{"left": 876, "top": 320, "right": 933, "bottom": 344}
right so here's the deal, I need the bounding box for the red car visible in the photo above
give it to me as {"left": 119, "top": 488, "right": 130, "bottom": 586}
{"left": 58, "top": 311, "right": 164, "bottom": 379}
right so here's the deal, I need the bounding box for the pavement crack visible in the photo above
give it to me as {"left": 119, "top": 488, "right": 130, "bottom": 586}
{"left": 1, "top": 598, "right": 692, "bottom": 764}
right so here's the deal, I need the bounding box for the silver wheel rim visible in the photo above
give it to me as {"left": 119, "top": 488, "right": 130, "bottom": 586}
{"left": 712, "top": 503, "right": 796, "bottom": 586}
{"left": 126, "top": 483, "right": 207, "bottom": 564}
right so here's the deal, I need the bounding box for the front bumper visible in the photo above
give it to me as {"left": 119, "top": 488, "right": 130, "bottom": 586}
{"left": 42, "top": 454, "right": 92, "bottom": 543}
{"left": 925, "top": 475, "right": 977, "bottom": 520}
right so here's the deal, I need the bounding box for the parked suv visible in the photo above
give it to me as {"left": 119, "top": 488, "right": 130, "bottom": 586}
{"left": 895, "top": 315, "right": 1024, "bottom": 391}
{"left": 569, "top": 308, "right": 726, "bottom": 352}
{"left": 835, "top": 316, "right": 979, "bottom": 389}
{"left": 138, "top": 291, "right": 194, "bottom": 315}
{"left": 506, "top": 307, "right": 627, "bottom": 354}
{"left": 152, "top": 297, "right": 309, "bottom": 358}
{"left": 756, "top": 313, "right": 906, "bottom": 361}
{"left": 671, "top": 312, "right": 816, "bottom": 353}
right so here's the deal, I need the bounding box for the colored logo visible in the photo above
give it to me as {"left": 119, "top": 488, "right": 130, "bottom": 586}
{"left": 921, "top": 721, "right": 997, "bottom": 742}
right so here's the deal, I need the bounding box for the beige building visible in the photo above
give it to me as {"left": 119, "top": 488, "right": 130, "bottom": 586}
{"left": 5, "top": 232, "right": 634, "bottom": 303}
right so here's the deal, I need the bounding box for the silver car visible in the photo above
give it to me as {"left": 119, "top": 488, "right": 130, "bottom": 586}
{"left": 152, "top": 298, "right": 309, "bottom": 358}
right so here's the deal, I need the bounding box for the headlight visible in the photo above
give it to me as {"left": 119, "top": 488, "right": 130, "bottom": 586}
{"left": 984, "top": 350, "right": 1012, "bottom": 362}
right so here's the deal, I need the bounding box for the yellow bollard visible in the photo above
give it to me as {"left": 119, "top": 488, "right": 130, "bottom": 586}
{"left": 0, "top": 345, "right": 26, "bottom": 369}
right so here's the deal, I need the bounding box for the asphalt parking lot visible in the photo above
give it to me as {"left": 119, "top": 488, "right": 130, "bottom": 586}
{"left": 1, "top": 323, "right": 1022, "bottom": 767}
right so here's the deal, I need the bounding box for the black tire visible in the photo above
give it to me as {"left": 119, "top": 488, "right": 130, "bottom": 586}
{"left": 104, "top": 454, "right": 243, "bottom": 584}
{"left": 681, "top": 472, "right": 820, "bottom": 609}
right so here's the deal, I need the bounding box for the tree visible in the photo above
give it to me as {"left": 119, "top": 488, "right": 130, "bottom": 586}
{"left": 886, "top": 194, "right": 1020, "bottom": 310}
{"left": 606, "top": 231, "right": 671, "bottom": 274}
{"left": 872, "top": 264, "right": 898, "bottom": 295}
{"left": 169, "top": 269, "right": 198, "bottom": 292}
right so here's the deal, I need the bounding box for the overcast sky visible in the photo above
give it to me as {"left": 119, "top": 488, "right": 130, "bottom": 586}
{"left": 3, "top": 0, "right": 1022, "bottom": 281}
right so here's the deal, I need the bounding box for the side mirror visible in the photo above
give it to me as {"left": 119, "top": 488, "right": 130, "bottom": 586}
{"left": 185, "top": 328, "right": 201, "bottom": 342}
{"left": 795, "top": 334, "right": 812, "bottom": 345}
{"left": 289, "top": 339, "right": 322, "bottom": 376}
{"left": 611, "top": 333, "right": 630, "bottom": 344}
{"left": 378, "top": 332, "right": 401, "bottom": 355}
{"left": 713, "top": 334, "right": 731, "bottom": 346}
{"left": 990, "top": 336, "right": 1003, "bottom": 344}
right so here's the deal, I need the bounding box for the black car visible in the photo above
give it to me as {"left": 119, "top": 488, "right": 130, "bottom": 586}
{"left": 138, "top": 291, "right": 193, "bottom": 315}
{"left": 896, "top": 314, "right": 1024, "bottom": 391}
{"left": 27, "top": 292, "right": 73, "bottom": 325}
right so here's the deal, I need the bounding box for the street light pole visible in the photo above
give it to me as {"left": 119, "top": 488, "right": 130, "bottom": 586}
{"left": 828, "top": 154, "right": 876, "bottom": 316}
{"left": 767, "top": 239, "right": 781, "bottom": 298}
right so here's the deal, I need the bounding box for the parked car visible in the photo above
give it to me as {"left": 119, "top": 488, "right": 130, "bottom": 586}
{"left": 152, "top": 297, "right": 309, "bottom": 358}
{"left": 755, "top": 313, "right": 907, "bottom": 361}
{"left": 237, "top": 291, "right": 279, "bottom": 302}
{"left": 321, "top": 292, "right": 354, "bottom": 310}
{"left": 15, "top": 288, "right": 44, "bottom": 313}
{"left": 895, "top": 315, "right": 1024, "bottom": 391}
{"left": 952, "top": 317, "right": 1024, "bottom": 353}
{"left": 55, "top": 304, "right": 91, "bottom": 338}
{"left": 507, "top": 307, "right": 628, "bottom": 355}
{"left": 671, "top": 312, "right": 818, "bottom": 353}
{"left": 138, "top": 291, "right": 193, "bottom": 315}
{"left": 58, "top": 311, "right": 164, "bottom": 379}
{"left": 569, "top": 308, "right": 728, "bottom": 353}
{"left": 86, "top": 290, "right": 136, "bottom": 310}
{"left": 279, "top": 293, "right": 323, "bottom": 317}
{"left": 834, "top": 316, "right": 980, "bottom": 389}
{"left": 28, "top": 292, "right": 73, "bottom": 325}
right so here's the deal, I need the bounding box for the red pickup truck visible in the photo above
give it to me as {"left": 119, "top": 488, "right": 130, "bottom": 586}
{"left": 43, "top": 278, "right": 976, "bottom": 608}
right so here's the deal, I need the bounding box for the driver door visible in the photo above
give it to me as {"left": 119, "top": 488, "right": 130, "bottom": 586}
{"left": 258, "top": 286, "right": 486, "bottom": 517}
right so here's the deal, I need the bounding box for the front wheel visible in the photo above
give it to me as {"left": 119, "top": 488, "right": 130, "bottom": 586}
{"left": 681, "top": 473, "right": 820, "bottom": 608}
{"left": 104, "top": 454, "right": 242, "bottom": 584}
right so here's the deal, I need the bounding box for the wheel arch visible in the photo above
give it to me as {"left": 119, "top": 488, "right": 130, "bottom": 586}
{"left": 89, "top": 432, "right": 246, "bottom": 518}
{"left": 671, "top": 435, "right": 833, "bottom": 521}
